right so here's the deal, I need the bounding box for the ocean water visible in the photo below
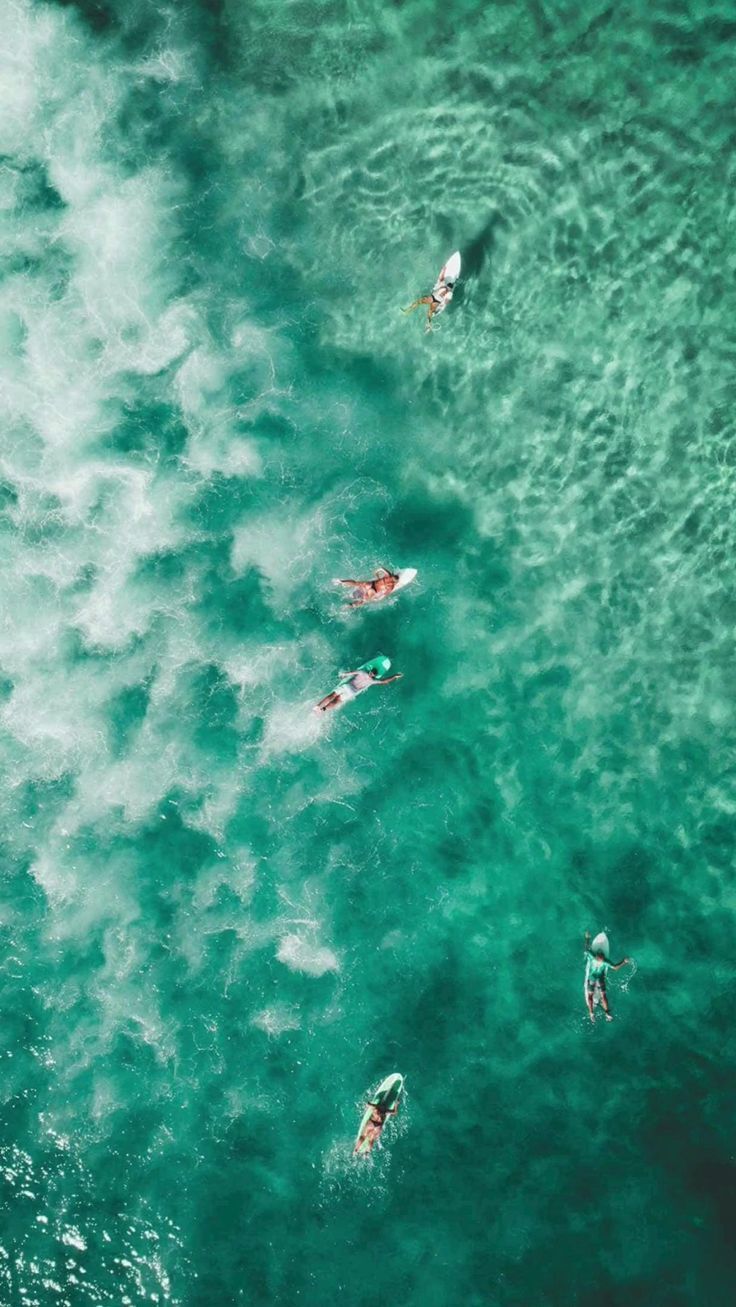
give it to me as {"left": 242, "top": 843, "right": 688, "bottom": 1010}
{"left": 1, "top": 0, "right": 734, "bottom": 1303}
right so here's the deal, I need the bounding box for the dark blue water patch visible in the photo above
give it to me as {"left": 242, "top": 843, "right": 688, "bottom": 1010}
{"left": 697, "top": 818, "right": 736, "bottom": 874}
{"left": 185, "top": 476, "right": 259, "bottom": 535}
{"left": 106, "top": 399, "right": 190, "bottom": 461}
{"left": 193, "top": 556, "right": 286, "bottom": 643}
{"left": 108, "top": 1023, "right": 164, "bottom": 1086}
{"left": 52, "top": 0, "right": 118, "bottom": 34}
{"left": 0, "top": 481, "right": 18, "bottom": 516}
{"left": 52, "top": 0, "right": 176, "bottom": 62}
{"left": 134, "top": 545, "right": 190, "bottom": 587}
{"left": 14, "top": 773, "right": 76, "bottom": 835}
{"left": 106, "top": 680, "right": 152, "bottom": 756}
{"left": 383, "top": 492, "right": 476, "bottom": 554}
{"left": 598, "top": 843, "right": 661, "bottom": 920}
{"left": 125, "top": 800, "right": 219, "bottom": 882}
{"left": 1, "top": 155, "right": 66, "bottom": 212}
{"left": 189, "top": 662, "right": 241, "bottom": 760}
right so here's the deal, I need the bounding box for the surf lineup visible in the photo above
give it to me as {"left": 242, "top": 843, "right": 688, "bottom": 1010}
{"left": 308, "top": 250, "right": 636, "bottom": 1156}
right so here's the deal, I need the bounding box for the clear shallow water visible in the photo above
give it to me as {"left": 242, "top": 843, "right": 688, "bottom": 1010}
{"left": 1, "top": 1, "right": 734, "bottom": 1303}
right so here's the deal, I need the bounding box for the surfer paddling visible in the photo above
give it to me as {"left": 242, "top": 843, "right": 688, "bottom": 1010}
{"left": 353, "top": 1098, "right": 399, "bottom": 1154}
{"left": 335, "top": 567, "right": 400, "bottom": 607}
{"left": 403, "top": 282, "right": 454, "bottom": 332}
{"left": 403, "top": 250, "right": 460, "bottom": 332}
{"left": 584, "top": 930, "right": 630, "bottom": 1022}
{"left": 315, "top": 655, "right": 403, "bottom": 713}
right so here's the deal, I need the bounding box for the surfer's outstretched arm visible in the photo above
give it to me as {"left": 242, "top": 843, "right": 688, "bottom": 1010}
{"left": 376, "top": 673, "right": 403, "bottom": 686}
{"left": 611, "top": 958, "right": 630, "bottom": 970}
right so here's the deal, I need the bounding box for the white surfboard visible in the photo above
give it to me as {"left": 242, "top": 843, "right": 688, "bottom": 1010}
{"left": 435, "top": 250, "right": 461, "bottom": 289}
{"left": 332, "top": 569, "right": 417, "bottom": 602}
{"left": 393, "top": 567, "right": 417, "bottom": 592}
{"left": 591, "top": 932, "right": 609, "bottom": 957}
{"left": 354, "top": 1073, "right": 404, "bottom": 1155}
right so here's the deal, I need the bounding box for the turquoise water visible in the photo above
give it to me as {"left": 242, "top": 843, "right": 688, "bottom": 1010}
{"left": 1, "top": 1, "right": 735, "bottom": 1302}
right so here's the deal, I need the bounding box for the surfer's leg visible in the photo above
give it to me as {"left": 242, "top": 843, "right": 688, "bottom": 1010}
{"left": 585, "top": 988, "right": 595, "bottom": 1021}
{"left": 349, "top": 582, "right": 374, "bottom": 606}
{"left": 316, "top": 693, "right": 341, "bottom": 712}
{"left": 600, "top": 989, "right": 613, "bottom": 1020}
{"left": 402, "top": 295, "right": 432, "bottom": 314}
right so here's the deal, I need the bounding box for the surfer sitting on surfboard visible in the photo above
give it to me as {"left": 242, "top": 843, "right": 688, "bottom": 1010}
{"left": 584, "top": 930, "right": 630, "bottom": 1022}
{"left": 353, "top": 1099, "right": 399, "bottom": 1154}
{"left": 335, "top": 567, "right": 400, "bottom": 607}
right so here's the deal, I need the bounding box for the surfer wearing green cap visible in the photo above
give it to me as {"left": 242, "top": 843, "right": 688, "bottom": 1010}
{"left": 314, "top": 655, "right": 403, "bottom": 713}
{"left": 584, "top": 930, "right": 630, "bottom": 1022}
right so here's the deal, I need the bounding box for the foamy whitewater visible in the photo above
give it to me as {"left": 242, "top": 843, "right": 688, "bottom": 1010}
{"left": 1, "top": 2, "right": 734, "bottom": 1304}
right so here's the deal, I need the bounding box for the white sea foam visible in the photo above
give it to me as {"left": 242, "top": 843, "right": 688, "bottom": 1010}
{"left": 276, "top": 933, "right": 339, "bottom": 977}
{"left": 192, "top": 855, "right": 256, "bottom": 910}
{"left": 251, "top": 1005, "right": 301, "bottom": 1037}
{"left": 60, "top": 1228, "right": 86, "bottom": 1252}
{"left": 231, "top": 507, "right": 326, "bottom": 607}
{"left": 261, "top": 701, "right": 325, "bottom": 755}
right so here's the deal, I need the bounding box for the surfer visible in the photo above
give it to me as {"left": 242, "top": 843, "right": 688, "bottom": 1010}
{"left": 584, "top": 931, "right": 630, "bottom": 1022}
{"left": 353, "top": 1098, "right": 399, "bottom": 1154}
{"left": 403, "top": 251, "right": 460, "bottom": 332}
{"left": 315, "top": 657, "right": 403, "bottom": 713}
{"left": 335, "top": 567, "right": 400, "bottom": 607}
{"left": 402, "top": 280, "right": 455, "bottom": 332}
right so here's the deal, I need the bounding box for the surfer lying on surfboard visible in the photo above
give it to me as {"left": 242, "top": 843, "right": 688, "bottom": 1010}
{"left": 334, "top": 567, "right": 410, "bottom": 607}
{"left": 584, "top": 930, "right": 630, "bottom": 1022}
{"left": 403, "top": 250, "right": 460, "bottom": 332}
{"left": 353, "top": 1098, "right": 399, "bottom": 1154}
{"left": 315, "top": 655, "right": 403, "bottom": 713}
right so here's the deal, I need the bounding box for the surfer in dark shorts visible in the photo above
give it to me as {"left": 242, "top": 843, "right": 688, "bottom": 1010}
{"left": 584, "top": 930, "right": 630, "bottom": 1022}
{"left": 402, "top": 280, "right": 454, "bottom": 332}
{"left": 354, "top": 1099, "right": 399, "bottom": 1154}
{"left": 335, "top": 567, "right": 400, "bottom": 607}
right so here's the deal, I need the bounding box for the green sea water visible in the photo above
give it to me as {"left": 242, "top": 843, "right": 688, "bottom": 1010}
{"left": 1, "top": 1, "right": 735, "bottom": 1303}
